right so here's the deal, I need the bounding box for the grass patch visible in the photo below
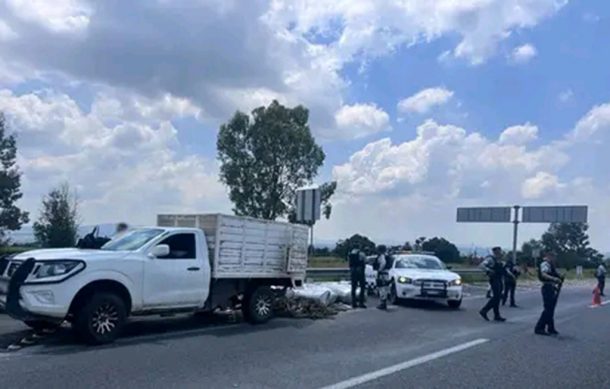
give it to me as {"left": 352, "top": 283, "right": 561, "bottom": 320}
{"left": 0, "top": 246, "right": 33, "bottom": 255}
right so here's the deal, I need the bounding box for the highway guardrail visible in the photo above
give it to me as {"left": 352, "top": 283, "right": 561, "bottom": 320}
{"left": 306, "top": 267, "right": 483, "bottom": 278}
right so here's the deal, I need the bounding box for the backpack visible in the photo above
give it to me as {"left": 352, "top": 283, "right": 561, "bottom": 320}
{"left": 373, "top": 254, "right": 393, "bottom": 272}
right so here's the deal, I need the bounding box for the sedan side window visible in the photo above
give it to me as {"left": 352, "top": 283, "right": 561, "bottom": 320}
{"left": 156, "top": 233, "right": 196, "bottom": 260}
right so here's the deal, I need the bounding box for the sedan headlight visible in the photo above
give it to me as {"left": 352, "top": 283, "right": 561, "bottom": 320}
{"left": 448, "top": 278, "right": 462, "bottom": 287}
{"left": 397, "top": 276, "right": 413, "bottom": 284}
{"left": 34, "top": 260, "right": 83, "bottom": 280}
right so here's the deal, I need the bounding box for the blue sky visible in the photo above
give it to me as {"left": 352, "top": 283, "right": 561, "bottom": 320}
{"left": 1, "top": 0, "right": 610, "bottom": 251}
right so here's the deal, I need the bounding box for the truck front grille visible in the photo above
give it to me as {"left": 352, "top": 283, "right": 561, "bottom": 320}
{"left": 6, "top": 261, "right": 23, "bottom": 277}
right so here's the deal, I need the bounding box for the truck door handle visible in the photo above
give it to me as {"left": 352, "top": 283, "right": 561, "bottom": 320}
{"left": 187, "top": 267, "right": 200, "bottom": 272}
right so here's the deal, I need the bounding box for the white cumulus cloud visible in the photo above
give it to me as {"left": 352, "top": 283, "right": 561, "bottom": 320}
{"left": 511, "top": 44, "right": 538, "bottom": 64}
{"left": 0, "top": 88, "right": 230, "bottom": 225}
{"left": 499, "top": 124, "right": 539, "bottom": 145}
{"left": 0, "top": 0, "right": 567, "bottom": 140}
{"left": 4, "top": 0, "right": 92, "bottom": 33}
{"left": 397, "top": 87, "right": 454, "bottom": 114}
{"left": 325, "top": 102, "right": 610, "bottom": 249}
{"left": 334, "top": 103, "right": 390, "bottom": 139}
{"left": 265, "top": 0, "right": 566, "bottom": 66}
{"left": 521, "top": 172, "right": 562, "bottom": 199}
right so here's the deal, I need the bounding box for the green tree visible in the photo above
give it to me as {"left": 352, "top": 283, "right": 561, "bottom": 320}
{"left": 33, "top": 183, "right": 80, "bottom": 248}
{"left": 217, "top": 100, "right": 334, "bottom": 221}
{"left": 414, "top": 236, "right": 426, "bottom": 250}
{"left": 334, "top": 234, "right": 377, "bottom": 259}
{"left": 0, "top": 113, "right": 29, "bottom": 244}
{"left": 421, "top": 237, "right": 461, "bottom": 264}
{"left": 520, "top": 239, "right": 544, "bottom": 266}
{"left": 541, "top": 223, "right": 602, "bottom": 269}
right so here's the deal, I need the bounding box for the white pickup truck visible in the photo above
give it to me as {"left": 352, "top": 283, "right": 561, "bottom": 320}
{"left": 0, "top": 214, "right": 309, "bottom": 344}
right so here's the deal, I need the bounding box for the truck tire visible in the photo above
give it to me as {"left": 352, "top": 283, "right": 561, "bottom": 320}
{"left": 389, "top": 282, "right": 400, "bottom": 305}
{"left": 74, "top": 292, "right": 127, "bottom": 344}
{"left": 243, "top": 286, "right": 274, "bottom": 324}
{"left": 447, "top": 299, "right": 462, "bottom": 309}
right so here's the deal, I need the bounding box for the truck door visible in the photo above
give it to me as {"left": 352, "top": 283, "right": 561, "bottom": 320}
{"left": 143, "top": 232, "right": 208, "bottom": 308}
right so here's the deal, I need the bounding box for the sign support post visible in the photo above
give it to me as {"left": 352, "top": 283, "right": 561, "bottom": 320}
{"left": 512, "top": 205, "right": 520, "bottom": 263}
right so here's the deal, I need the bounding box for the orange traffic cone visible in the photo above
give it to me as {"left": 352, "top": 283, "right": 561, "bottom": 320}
{"left": 592, "top": 286, "right": 602, "bottom": 307}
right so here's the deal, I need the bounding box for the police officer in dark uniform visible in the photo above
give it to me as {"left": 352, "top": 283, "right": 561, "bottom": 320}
{"left": 479, "top": 247, "right": 507, "bottom": 322}
{"left": 502, "top": 257, "right": 519, "bottom": 307}
{"left": 348, "top": 247, "right": 367, "bottom": 309}
{"left": 535, "top": 251, "right": 563, "bottom": 336}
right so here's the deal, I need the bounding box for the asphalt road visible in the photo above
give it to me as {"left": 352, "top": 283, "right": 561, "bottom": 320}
{"left": 1, "top": 285, "right": 608, "bottom": 389}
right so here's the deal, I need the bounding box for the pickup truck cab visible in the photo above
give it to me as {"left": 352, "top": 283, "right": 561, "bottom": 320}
{"left": 0, "top": 214, "right": 309, "bottom": 344}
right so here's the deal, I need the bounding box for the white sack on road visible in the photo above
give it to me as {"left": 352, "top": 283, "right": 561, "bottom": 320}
{"left": 287, "top": 284, "right": 336, "bottom": 306}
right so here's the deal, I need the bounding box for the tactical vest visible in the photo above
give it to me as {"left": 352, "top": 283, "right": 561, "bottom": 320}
{"left": 538, "top": 260, "right": 558, "bottom": 283}
{"left": 349, "top": 250, "right": 364, "bottom": 269}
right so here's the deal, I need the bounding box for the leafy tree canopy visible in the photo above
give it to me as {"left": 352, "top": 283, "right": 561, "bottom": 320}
{"left": 218, "top": 100, "right": 334, "bottom": 221}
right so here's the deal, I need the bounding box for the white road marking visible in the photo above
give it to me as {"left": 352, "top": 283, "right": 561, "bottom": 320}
{"left": 319, "top": 338, "right": 489, "bottom": 389}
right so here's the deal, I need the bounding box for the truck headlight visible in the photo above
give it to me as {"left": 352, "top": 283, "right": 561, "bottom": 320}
{"left": 398, "top": 276, "right": 412, "bottom": 284}
{"left": 448, "top": 278, "right": 462, "bottom": 287}
{"left": 34, "top": 261, "right": 83, "bottom": 280}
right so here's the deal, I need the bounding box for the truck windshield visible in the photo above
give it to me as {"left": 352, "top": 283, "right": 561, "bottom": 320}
{"left": 101, "top": 228, "right": 164, "bottom": 251}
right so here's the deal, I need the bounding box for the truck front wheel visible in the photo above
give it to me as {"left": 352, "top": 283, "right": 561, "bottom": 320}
{"left": 243, "top": 286, "right": 274, "bottom": 324}
{"left": 74, "top": 292, "right": 127, "bottom": 344}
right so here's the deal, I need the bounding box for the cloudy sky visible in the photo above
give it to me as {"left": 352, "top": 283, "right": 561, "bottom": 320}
{"left": 1, "top": 0, "right": 609, "bottom": 251}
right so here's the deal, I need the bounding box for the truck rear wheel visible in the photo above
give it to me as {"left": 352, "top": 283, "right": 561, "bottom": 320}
{"left": 74, "top": 292, "right": 127, "bottom": 344}
{"left": 243, "top": 286, "right": 274, "bottom": 324}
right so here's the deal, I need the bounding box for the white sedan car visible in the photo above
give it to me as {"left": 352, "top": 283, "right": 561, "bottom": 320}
{"left": 378, "top": 254, "right": 463, "bottom": 308}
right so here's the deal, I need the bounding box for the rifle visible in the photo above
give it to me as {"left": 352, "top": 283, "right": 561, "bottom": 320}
{"left": 554, "top": 275, "right": 565, "bottom": 305}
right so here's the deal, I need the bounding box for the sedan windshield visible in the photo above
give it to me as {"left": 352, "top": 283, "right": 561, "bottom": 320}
{"left": 101, "top": 228, "right": 164, "bottom": 251}
{"left": 395, "top": 256, "right": 446, "bottom": 270}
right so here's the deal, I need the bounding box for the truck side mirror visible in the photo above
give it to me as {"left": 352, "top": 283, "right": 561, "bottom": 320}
{"left": 150, "top": 244, "right": 170, "bottom": 258}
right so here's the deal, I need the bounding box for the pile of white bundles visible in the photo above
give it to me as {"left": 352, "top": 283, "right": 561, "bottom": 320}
{"left": 288, "top": 281, "right": 361, "bottom": 306}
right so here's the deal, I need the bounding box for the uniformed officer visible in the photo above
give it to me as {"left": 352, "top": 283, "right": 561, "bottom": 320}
{"left": 348, "top": 247, "right": 367, "bottom": 309}
{"left": 502, "top": 257, "right": 519, "bottom": 307}
{"left": 479, "top": 247, "right": 507, "bottom": 322}
{"left": 375, "top": 245, "right": 391, "bottom": 310}
{"left": 535, "top": 251, "right": 563, "bottom": 336}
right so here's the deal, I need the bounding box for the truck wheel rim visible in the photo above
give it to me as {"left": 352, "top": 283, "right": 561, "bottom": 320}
{"left": 255, "top": 296, "right": 272, "bottom": 317}
{"left": 91, "top": 303, "right": 119, "bottom": 335}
